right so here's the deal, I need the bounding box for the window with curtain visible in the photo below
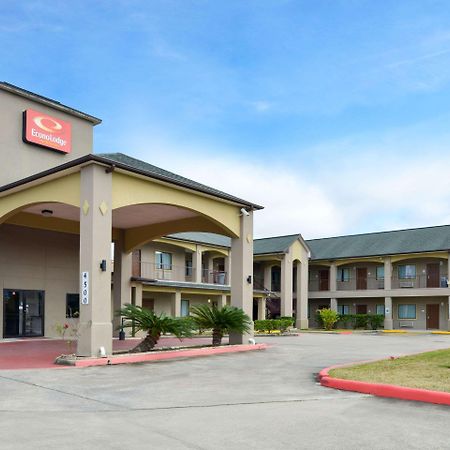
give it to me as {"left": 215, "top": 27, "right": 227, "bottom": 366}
{"left": 398, "top": 265, "right": 416, "bottom": 279}
{"left": 376, "top": 304, "right": 385, "bottom": 315}
{"left": 376, "top": 266, "right": 384, "bottom": 280}
{"left": 398, "top": 304, "right": 416, "bottom": 319}
{"left": 155, "top": 251, "right": 172, "bottom": 270}
{"left": 338, "top": 304, "right": 349, "bottom": 315}
{"left": 181, "top": 299, "right": 190, "bottom": 317}
{"left": 337, "top": 268, "right": 350, "bottom": 282}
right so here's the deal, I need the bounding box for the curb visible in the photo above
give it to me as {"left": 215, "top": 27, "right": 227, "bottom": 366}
{"left": 319, "top": 363, "right": 450, "bottom": 406}
{"left": 69, "top": 343, "right": 268, "bottom": 367}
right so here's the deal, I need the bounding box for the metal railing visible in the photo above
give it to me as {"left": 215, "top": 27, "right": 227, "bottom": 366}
{"left": 336, "top": 276, "right": 385, "bottom": 291}
{"left": 391, "top": 274, "right": 448, "bottom": 289}
{"left": 137, "top": 261, "right": 228, "bottom": 285}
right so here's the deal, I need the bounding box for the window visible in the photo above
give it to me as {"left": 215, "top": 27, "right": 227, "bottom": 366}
{"left": 181, "top": 299, "right": 190, "bottom": 317}
{"left": 185, "top": 253, "right": 193, "bottom": 277}
{"left": 376, "top": 266, "right": 384, "bottom": 280}
{"left": 338, "top": 305, "right": 349, "bottom": 315}
{"left": 155, "top": 251, "right": 172, "bottom": 270}
{"left": 398, "top": 265, "right": 416, "bottom": 279}
{"left": 398, "top": 304, "right": 416, "bottom": 319}
{"left": 66, "top": 293, "right": 80, "bottom": 318}
{"left": 337, "top": 268, "right": 350, "bottom": 282}
{"left": 376, "top": 304, "right": 385, "bottom": 315}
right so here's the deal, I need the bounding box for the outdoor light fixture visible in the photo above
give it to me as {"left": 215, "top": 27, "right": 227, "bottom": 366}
{"left": 100, "top": 259, "right": 107, "bottom": 272}
{"left": 41, "top": 209, "right": 53, "bottom": 217}
{"left": 247, "top": 275, "right": 252, "bottom": 284}
{"left": 240, "top": 208, "right": 250, "bottom": 216}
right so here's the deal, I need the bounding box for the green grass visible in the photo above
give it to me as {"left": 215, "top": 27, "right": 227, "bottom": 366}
{"left": 330, "top": 348, "right": 450, "bottom": 393}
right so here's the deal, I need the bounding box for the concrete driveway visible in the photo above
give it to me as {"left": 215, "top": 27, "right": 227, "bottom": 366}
{"left": 1, "top": 333, "right": 450, "bottom": 449}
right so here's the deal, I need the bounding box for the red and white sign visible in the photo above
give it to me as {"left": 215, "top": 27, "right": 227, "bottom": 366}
{"left": 23, "top": 109, "right": 72, "bottom": 153}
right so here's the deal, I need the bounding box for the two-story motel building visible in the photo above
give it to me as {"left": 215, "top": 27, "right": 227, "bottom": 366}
{"left": 1, "top": 82, "right": 450, "bottom": 357}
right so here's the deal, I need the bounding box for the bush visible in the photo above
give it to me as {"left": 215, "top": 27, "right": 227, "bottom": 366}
{"left": 353, "top": 314, "right": 369, "bottom": 329}
{"left": 368, "top": 314, "right": 385, "bottom": 330}
{"left": 318, "top": 308, "right": 339, "bottom": 331}
{"left": 254, "top": 318, "right": 294, "bottom": 334}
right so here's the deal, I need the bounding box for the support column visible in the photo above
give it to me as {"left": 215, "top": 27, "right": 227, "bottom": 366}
{"left": 258, "top": 297, "right": 267, "bottom": 320}
{"left": 263, "top": 264, "right": 272, "bottom": 291}
{"left": 218, "top": 293, "right": 227, "bottom": 309}
{"left": 384, "top": 257, "right": 392, "bottom": 290}
{"left": 384, "top": 296, "right": 393, "bottom": 330}
{"left": 207, "top": 255, "right": 214, "bottom": 284}
{"left": 193, "top": 246, "right": 202, "bottom": 284}
{"left": 295, "top": 260, "right": 309, "bottom": 329}
{"left": 280, "top": 253, "right": 293, "bottom": 317}
{"left": 77, "top": 164, "right": 113, "bottom": 357}
{"left": 230, "top": 210, "right": 254, "bottom": 344}
{"left": 329, "top": 262, "right": 337, "bottom": 292}
{"left": 225, "top": 254, "right": 232, "bottom": 285}
{"left": 172, "top": 290, "right": 181, "bottom": 317}
{"left": 113, "top": 233, "right": 132, "bottom": 336}
{"left": 330, "top": 298, "right": 338, "bottom": 312}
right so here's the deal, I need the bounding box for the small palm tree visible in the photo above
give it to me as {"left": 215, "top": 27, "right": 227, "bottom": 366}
{"left": 190, "top": 304, "right": 252, "bottom": 346}
{"left": 119, "top": 304, "right": 193, "bottom": 353}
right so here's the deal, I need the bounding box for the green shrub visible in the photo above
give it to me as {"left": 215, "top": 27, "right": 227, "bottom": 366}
{"left": 254, "top": 318, "right": 294, "bottom": 334}
{"left": 278, "top": 318, "right": 294, "bottom": 333}
{"left": 318, "top": 308, "right": 339, "bottom": 331}
{"left": 368, "top": 314, "right": 385, "bottom": 330}
{"left": 337, "top": 314, "right": 352, "bottom": 329}
{"left": 353, "top": 314, "right": 369, "bottom": 329}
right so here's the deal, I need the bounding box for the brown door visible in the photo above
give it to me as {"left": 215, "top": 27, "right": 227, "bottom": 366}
{"left": 319, "top": 270, "right": 329, "bottom": 291}
{"left": 356, "top": 304, "right": 367, "bottom": 314}
{"left": 427, "top": 263, "right": 440, "bottom": 288}
{"left": 426, "top": 304, "right": 440, "bottom": 329}
{"left": 356, "top": 268, "right": 367, "bottom": 290}
{"left": 132, "top": 250, "right": 141, "bottom": 277}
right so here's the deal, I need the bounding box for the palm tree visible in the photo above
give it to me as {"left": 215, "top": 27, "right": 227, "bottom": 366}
{"left": 118, "top": 304, "right": 194, "bottom": 353}
{"left": 190, "top": 304, "right": 252, "bottom": 346}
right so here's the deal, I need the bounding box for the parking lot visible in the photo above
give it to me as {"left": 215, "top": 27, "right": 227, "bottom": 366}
{"left": 1, "top": 333, "right": 450, "bottom": 449}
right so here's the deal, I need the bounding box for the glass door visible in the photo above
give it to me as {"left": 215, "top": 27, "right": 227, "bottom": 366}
{"left": 3, "top": 290, "right": 44, "bottom": 338}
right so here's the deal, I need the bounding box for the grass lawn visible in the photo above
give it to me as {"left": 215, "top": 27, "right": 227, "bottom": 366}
{"left": 330, "top": 348, "right": 450, "bottom": 393}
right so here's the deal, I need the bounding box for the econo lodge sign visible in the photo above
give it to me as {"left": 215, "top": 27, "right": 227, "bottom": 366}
{"left": 23, "top": 109, "right": 72, "bottom": 153}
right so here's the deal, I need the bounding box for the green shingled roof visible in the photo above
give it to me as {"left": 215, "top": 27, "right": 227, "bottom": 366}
{"left": 253, "top": 234, "right": 301, "bottom": 255}
{"left": 307, "top": 225, "right": 450, "bottom": 260}
{"left": 97, "top": 153, "right": 263, "bottom": 210}
{"left": 168, "top": 232, "right": 231, "bottom": 248}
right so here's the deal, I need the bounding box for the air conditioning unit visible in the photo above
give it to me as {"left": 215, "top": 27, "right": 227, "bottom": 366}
{"left": 399, "top": 281, "right": 414, "bottom": 288}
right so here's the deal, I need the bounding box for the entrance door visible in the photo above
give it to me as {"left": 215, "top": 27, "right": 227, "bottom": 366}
{"left": 426, "top": 263, "right": 440, "bottom": 288}
{"left": 356, "top": 268, "right": 367, "bottom": 290}
{"left": 3, "top": 290, "right": 44, "bottom": 338}
{"left": 426, "top": 304, "right": 440, "bottom": 329}
{"left": 356, "top": 304, "right": 367, "bottom": 314}
{"left": 319, "top": 270, "right": 329, "bottom": 291}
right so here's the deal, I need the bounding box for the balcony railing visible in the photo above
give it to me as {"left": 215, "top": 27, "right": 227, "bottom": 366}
{"left": 137, "top": 261, "right": 228, "bottom": 285}
{"left": 336, "top": 276, "right": 385, "bottom": 291}
{"left": 391, "top": 274, "right": 448, "bottom": 289}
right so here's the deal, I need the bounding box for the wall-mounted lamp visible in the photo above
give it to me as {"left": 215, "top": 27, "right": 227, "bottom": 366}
{"left": 247, "top": 275, "right": 252, "bottom": 284}
{"left": 41, "top": 209, "right": 53, "bottom": 217}
{"left": 240, "top": 208, "right": 250, "bottom": 217}
{"left": 100, "top": 259, "right": 107, "bottom": 272}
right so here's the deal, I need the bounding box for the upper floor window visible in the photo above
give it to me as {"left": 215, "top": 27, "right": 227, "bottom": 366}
{"left": 155, "top": 251, "right": 172, "bottom": 270}
{"left": 376, "top": 266, "right": 384, "bottom": 280}
{"left": 337, "top": 268, "right": 350, "bottom": 282}
{"left": 185, "top": 253, "right": 193, "bottom": 276}
{"left": 398, "top": 265, "right": 416, "bottom": 279}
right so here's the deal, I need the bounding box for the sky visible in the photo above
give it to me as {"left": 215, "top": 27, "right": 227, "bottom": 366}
{"left": 2, "top": 0, "right": 450, "bottom": 239}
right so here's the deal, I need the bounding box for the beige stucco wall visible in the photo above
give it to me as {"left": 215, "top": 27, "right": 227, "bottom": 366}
{"left": 0, "top": 224, "right": 79, "bottom": 338}
{"left": 0, "top": 89, "right": 94, "bottom": 187}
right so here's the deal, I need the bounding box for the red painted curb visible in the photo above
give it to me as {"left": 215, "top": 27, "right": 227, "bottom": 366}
{"left": 319, "top": 363, "right": 450, "bottom": 406}
{"left": 74, "top": 343, "right": 268, "bottom": 367}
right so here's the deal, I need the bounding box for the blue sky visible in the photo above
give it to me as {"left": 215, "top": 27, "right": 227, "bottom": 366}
{"left": 2, "top": 0, "right": 450, "bottom": 238}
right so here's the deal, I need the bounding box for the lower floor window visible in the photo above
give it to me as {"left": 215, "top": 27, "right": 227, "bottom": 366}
{"left": 66, "top": 293, "right": 80, "bottom": 318}
{"left": 376, "top": 304, "right": 385, "bottom": 315}
{"left": 398, "top": 304, "right": 416, "bottom": 319}
{"left": 338, "top": 305, "right": 349, "bottom": 315}
{"left": 181, "top": 299, "right": 190, "bottom": 317}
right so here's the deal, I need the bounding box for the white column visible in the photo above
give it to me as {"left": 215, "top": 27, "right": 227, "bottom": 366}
{"left": 113, "top": 233, "right": 132, "bottom": 336}
{"left": 330, "top": 298, "right": 338, "bottom": 312}
{"left": 263, "top": 264, "right": 272, "bottom": 291}
{"left": 77, "top": 164, "right": 113, "bottom": 357}
{"left": 193, "top": 246, "right": 202, "bottom": 284}
{"left": 295, "top": 260, "right": 309, "bottom": 329}
{"left": 280, "top": 253, "right": 293, "bottom": 317}
{"left": 329, "top": 262, "right": 337, "bottom": 292}
{"left": 258, "top": 297, "right": 267, "bottom": 320}
{"left": 225, "top": 254, "right": 232, "bottom": 285}
{"left": 230, "top": 210, "right": 254, "bottom": 344}
{"left": 384, "top": 257, "right": 392, "bottom": 290}
{"left": 384, "top": 296, "right": 393, "bottom": 330}
{"left": 172, "top": 290, "right": 181, "bottom": 317}
{"left": 218, "top": 293, "right": 227, "bottom": 309}
{"left": 207, "top": 255, "right": 214, "bottom": 284}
